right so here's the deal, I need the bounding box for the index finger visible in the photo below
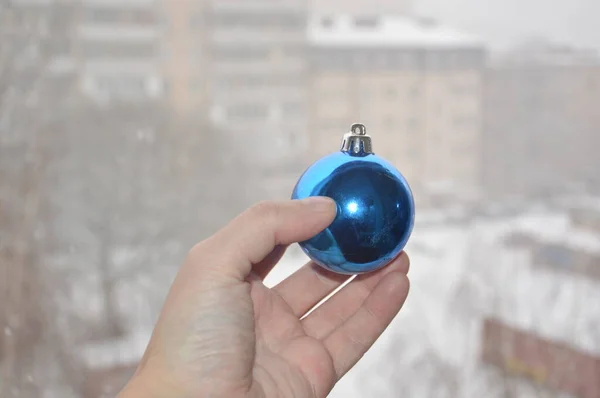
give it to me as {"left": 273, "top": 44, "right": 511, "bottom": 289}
{"left": 194, "top": 198, "right": 337, "bottom": 280}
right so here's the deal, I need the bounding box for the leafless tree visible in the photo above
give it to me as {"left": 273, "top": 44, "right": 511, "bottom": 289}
{"left": 0, "top": 2, "right": 87, "bottom": 396}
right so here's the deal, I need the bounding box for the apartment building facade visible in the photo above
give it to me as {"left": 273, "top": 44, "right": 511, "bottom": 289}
{"left": 483, "top": 43, "right": 600, "bottom": 198}
{"left": 75, "top": 0, "right": 164, "bottom": 103}
{"left": 308, "top": 14, "right": 486, "bottom": 206}
{"left": 202, "top": 0, "right": 309, "bottom": 165}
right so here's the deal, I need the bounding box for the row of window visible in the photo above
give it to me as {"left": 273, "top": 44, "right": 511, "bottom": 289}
{"left": 213, "top": 75, "right": 302, "bottom": 88}
{"left": 223, "top": 102, "right": 306, "bottom": 121}
{"left": 85, "top": 75, "right": 162, "bottom": 101}
{"left": 82, "top": 9, "right": 158, "bottom": 25}
{"left": 81, "top": 4, "right": 308, "bottom": 28}
{"left": 80, "top": 42, "right": 158, "bottom": 58}
{"left": 312, "top": 49, "right": 485, "bottom": 70}
{"left": 209, "top": 12, "right": 305, "bottom": 29}
{"left": 316, "top": 116, "right": 477, "bottom": 131}
{"left": 316, "top": 78, "right": 480, "bottom": 100}
{"left": 212, "top": 46, "right": 305, "bottom": 61}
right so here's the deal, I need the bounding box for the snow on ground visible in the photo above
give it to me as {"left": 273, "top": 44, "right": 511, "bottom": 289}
{"left": 262, "top": 221, "right": 477, "bottom": 398}
{"left": 74, "top": 203, "right": 600, "bottom": 397}
{"left": 269, "top": 208, "right": 600, "bottom": 397}
{"left": 469, "top": 212, "right": 600, "bottom": 357}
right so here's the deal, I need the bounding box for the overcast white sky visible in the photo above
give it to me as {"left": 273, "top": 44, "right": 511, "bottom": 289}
{"left": 414, "top": 0, "right": 600, "bottom": 50}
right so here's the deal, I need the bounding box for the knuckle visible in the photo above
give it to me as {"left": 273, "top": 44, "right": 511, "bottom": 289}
{"left": 249, "top": 200, "right": 280, "bottom": 221}
{"left": 186, "top": 238, "right": 211, "bottom": 261}
{"left": 186, "top": 241, "right": 204, "bottom": 260}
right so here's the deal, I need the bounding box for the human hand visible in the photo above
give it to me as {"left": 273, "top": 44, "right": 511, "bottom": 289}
{"left": 119, "top": 198, "right": 410, "bottom": 398}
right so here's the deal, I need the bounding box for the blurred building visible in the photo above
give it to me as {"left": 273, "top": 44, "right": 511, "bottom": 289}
{"left": 483, "top": 42, "right": 600, "bottom": 199}
{"left": 1, "top": 3, "right": 79, "bottom": 396}
{"left": 203, "top": 0, "right": 310, "bottom": 165}
{"left": 470, "top": 209, "right": 600, "bottom": 398}
{"left": 1, "top": 0, "right": 78, "bottom": 105}
{"left": 482, "top": 318, "right": 600, "bottom": 398}
{"left": 160, "top": 0, "right": 207, "bottom": 117}
{"left": 308, "top": 15, "right": 486, "bottom": 206}
{"left": 75, "top": 0, "right": 164, "bottom": 103}
{"left": 568, "top": 197, "right": 600, "bottom": 234}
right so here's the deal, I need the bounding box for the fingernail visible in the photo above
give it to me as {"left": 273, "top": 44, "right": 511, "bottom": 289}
{"left": 302, "top": 196, "right": 337, "bottom": 213}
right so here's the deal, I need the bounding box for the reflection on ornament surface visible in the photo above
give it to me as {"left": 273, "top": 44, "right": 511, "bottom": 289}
{"left": 292, "top": 148, "right": 415, "bottom": 275}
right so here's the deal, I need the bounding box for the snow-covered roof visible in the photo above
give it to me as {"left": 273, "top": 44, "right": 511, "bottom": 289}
{"left": 558, "top": 194, "right": 600, "bottom": 213}
{"left": 308, "top": 14, "right": 484, "bottom": 49}
{"left": 507, "top": 212, "right": 600, "bottom": 254}
{"left": 467, "top": 211, "right": 600, "bottom": 357}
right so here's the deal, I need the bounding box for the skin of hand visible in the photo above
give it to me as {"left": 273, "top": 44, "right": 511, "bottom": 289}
{"left": 119, "top": 197, "right": 410, "bottom": 398}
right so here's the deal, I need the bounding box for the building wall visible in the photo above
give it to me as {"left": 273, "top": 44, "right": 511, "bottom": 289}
{"left": 570, "top": 207, "right": 600, "bottom": 233}
{"left": 203, "top": 0, "right": 309, "bottom": 165}
{"left": 74, "top": 0, "right": 164, "bottom": 102}
{"left": 482, "top": 318, "right": 600, "bottom": 398}
{"left": 467, "top": 211, "right": 600, "bottom": 398}
{"left": 482, "top": 52, "right": 600, "bottom": 198}
{"left": 161, "top": 0, "right": 207, "bottom": 117}
{"left": 310, "top": 46, "right": 485, "bottom": 205}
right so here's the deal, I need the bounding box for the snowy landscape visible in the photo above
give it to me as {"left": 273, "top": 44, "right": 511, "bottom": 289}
{"left": 2, "top": 0, "right": 600, "bottom": 397}
{"left": 62, "top": 200, "right": 600, "bottom": 398}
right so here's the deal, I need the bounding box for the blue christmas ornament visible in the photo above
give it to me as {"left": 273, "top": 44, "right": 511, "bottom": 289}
{"left": 292, "top": 123, "right": 415, "bottom": 275}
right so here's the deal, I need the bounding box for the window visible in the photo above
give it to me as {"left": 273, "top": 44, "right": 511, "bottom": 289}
{"left": 316, "top": 51, "right": 349, "bottom": 69}
{"left": 227, "top": 103, "right": 268, "bottom": 120}
{"left": 408, "top": 84, "right": 421, "bottom": 99}
{"left": 426, "top": 51, "right": 443, "bottom": 68}
{"left": 83, "top": 8, "right": 156, "bottom": 24}
{"left": 407, "top": 117, "right": 420, "bottom": 132}
{"left": 452, "top": 79, "right": 479, "bottom": 95}
{"left": 354, "top": 16, "right": 379, "bottom": 29}
{"left": 321, "top": 16, "right": 334, "bottom": 29}
{"left": 319, "top": 117, "right": 345, "bottom": 131}
{"left": 189, "top": 13, "right": 204, "bottom": 28}
{"left": 46, "top": 38, "right": 71, "bottom": 57}
{"left": 282, "top": 102, "right": 305, "bottom": 117}
{"left": 353, "top": 52, "right": 369, "bottom": 68}
{"left": 383, "top": 116, "right": 395, "bottom": 128}
{"left": 215, "top": 75, "right": 293, "bottom": 91}
{"left": 214, "top": 47, "right": 270, "bottom": 61}
{"left": 213, "top": 13, "right": 304, "bottom": 29}
{"left": 82, "top": 42, "right": 157, "bottom": 58}
{"left": 536, "top": 245, "right": 573, "bottom": 268}
{"left": 190, "top": 78, "right": 204, "bottom": 93}
{"left": 372, "top": 52, "right": 390, "bottom": 68}
{"left": 454, "top": 116, "right": 476, "bottom": 128}
{"left": 393, "top": 51, "right": 421, "bottom": 69}
{"left": 92, "top": 75, "right": 149, "bottom": 100}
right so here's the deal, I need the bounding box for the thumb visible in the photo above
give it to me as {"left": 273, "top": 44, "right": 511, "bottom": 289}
{"left": 192, "top": 197, "right": 337, "bottom": 280}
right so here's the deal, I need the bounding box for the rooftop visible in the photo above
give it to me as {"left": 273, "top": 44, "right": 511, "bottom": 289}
{"left": 493, "top": 40, "right": 600, "bottom": 67}
{"left": 308, "top": 14, "right": 484, "bottom": 49}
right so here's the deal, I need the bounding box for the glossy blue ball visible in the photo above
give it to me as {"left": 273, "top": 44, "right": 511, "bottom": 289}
{"left": 292, "top": 151, "right": 415, "bottom": 275}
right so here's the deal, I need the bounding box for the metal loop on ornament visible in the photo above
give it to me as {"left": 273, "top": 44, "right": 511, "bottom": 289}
{"left": 351, "top": 123, "right": 367, "bottom": 136}
{"left": 341, "top": 123, "right": 373, "bottom": 156}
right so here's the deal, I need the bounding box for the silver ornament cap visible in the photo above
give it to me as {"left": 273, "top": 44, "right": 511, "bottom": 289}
{"left": 340, "top": 123, "right": 373, "bottom": 156}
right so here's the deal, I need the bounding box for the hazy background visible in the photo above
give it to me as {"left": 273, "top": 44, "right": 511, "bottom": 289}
{"left": 1, "top": 0, "right": 600, "bottom": 397}
{"left": 417, "top": 0, "right": 600, "bottom": 51}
